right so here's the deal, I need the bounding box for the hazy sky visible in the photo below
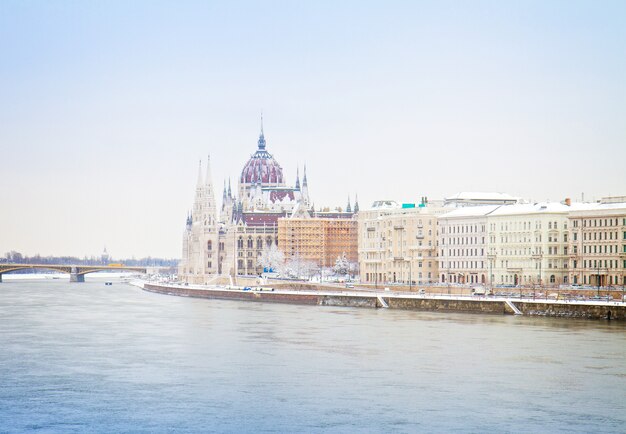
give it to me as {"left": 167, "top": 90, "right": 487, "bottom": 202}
{"left": 1, "top": 1, "right": 625, "bottom": 259}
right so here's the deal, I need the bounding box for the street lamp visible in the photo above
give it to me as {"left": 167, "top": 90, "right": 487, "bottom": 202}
{"left": 409, "top": 255, "right": 412, "bottom": 292}
{"left": 375, "top": 261, "right": 378, "bottom": 290}
{"left": 596, "top": 261, "right": 601, "bottom": 297}
{"left": 487, "top": 253, "right": 495, "bottom": 293}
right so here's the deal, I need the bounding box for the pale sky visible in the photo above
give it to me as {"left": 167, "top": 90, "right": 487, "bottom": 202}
{"left": 1, "top": 1, "right": 625, "bottom": 259}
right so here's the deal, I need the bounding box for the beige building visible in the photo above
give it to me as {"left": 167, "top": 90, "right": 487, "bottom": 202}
{"left": 359, "top": 201, "right": 444, "bottom": 285}
{"left": 568, "top": 199, "right": 626, "bottom": 287}
{"left": 278, "top": 209, "right": 358, "bottom": 268}
{"left": 487, "top": 203, "right": 572, "bottom": 287}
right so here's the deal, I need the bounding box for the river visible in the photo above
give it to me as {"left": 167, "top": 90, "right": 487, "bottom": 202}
{"left": 1, "top": 278, "right": 624, "bottom": 433}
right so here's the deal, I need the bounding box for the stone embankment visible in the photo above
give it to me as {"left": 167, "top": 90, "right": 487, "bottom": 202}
{"left": 140, "top": 282, "right": 626, "bottom": 321}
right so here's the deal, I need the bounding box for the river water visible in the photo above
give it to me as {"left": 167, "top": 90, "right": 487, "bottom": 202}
{"left": 0, "top": 279, "right": 624, "bottom": 433}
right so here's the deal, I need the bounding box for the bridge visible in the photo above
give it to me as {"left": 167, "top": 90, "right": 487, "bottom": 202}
{"left": 0, "top": 264, "right": 147, "bottom": 282}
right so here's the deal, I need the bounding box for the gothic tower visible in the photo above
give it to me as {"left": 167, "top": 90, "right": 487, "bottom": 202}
{"left": 180, "top": 156, "right": 220, "bottom": 283}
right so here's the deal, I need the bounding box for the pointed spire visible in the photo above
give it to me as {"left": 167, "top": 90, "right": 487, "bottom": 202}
{"left": 196, "top": 159, "right": 203, "bottom": 187}
{"left": 354, "top": 194, "right": 359, "bottom": 213}
{"left": 222, "top": 180, "right": 227, "bottom": 200}
{"left": 258, "top": 113, "right": 266, "bottom": 150}
{"left": 303, "top": 164, "right": 308, "bottom": 186}
{"left": 205, "top": 155, "right": 212, "bottom": 186}
{"left": 228, "top": 178, "right": 232, "bottom": 198}
{"left": 295, "top": 166, "right": 300, "bottom": 190}
{"left": 346, "top": 195, "right": 352, "bottom": 213}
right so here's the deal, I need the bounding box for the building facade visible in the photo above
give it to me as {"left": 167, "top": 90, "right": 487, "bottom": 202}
{"left": 568, "top": 201, "right": 626, "bottom": 287}
{"left": 437, "top": 206, "right": 498, "bottom": 285}
{"left": 487, "top": 203, "right": 571, "bottom": 287}
{"left": 278, "top": 207, "right": 358, "bottom": 268}
{"left": 358, "top": 201, "right": 443, "bottom": 285}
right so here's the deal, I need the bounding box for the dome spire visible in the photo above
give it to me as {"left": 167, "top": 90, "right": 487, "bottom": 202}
{"left": 258, "top": 112, "right": 266, "bottom": 150}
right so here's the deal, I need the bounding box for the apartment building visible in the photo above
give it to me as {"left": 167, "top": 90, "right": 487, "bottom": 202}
{"left": 437, "top": 206, "right": 499, "bottom": 285}
{"left": 358, "top": 201, "right": 445, "bottom": 285}
{"left": 568, "top": 200, "right": 626, "bottom": 287}
{"left": 487, "top": 203, "right": 571, "bottom": 286}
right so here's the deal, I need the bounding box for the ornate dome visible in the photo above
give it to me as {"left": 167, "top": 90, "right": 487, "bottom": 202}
{"left": 240, "top": 131, "right": 284, "bottom": 185}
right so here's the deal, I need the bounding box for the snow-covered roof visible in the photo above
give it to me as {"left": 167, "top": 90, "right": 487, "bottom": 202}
{"left": 488, "top": 202, "right": 572, "bottom": 216}
{"left": 567, "top": 202, "right": 626, "bottom": 214}
{"left": 439, "top": 205, "right": 501, "bottom": 219}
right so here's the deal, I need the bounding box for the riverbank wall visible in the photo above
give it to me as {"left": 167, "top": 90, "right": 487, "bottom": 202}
{"left": 141, "top": 283, "right": 626, "bottom": 321}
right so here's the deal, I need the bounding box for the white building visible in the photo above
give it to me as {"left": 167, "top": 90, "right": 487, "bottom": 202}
{"left": 438, "top": 205, "right": 499, "bottom": 285}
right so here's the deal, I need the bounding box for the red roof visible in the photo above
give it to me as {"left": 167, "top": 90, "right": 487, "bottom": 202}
{"left": 269, "top": 190, "right": 295, "bottom": 203}
{"left": 242, "top": 212, "right": 287, "bottom": 226}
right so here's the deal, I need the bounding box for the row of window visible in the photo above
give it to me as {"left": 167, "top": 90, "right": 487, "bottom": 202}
{"left": 582, "top": 244, "right": 624, "bottom": 254}
{"left": 575, "top": 231, "right": 623, "bottom": 241}
{"left": 236, "top": 236, "right": 279, "bottom": 249}
{"left": 577, "top": 259, "right": 626, "bottom": 269}
{"left": 442, "top": 236, "right": 486, "bottom": 245}
{"left": 440, "top": 224, "right": 486, "bottom": 234}
{"left": 573, "top": 218, "right": 626, "bottom": 228}
{"left": 443, "top": 261, "right": 485, "bottom": 269}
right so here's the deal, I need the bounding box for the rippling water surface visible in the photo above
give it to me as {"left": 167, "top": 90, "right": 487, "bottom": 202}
{"left": 1, "top": 279, "right": 625, "bottom": 433}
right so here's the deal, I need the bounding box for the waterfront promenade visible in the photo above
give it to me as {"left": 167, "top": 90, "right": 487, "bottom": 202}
{"left": 137, "top": 281, "right": 626, "bottom": 320}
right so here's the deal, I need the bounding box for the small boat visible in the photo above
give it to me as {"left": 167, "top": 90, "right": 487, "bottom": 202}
{"left": 105, "top": 282, "right": 113, "bottom": 286}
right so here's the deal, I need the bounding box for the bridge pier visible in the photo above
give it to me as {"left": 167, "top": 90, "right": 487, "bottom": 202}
{"left": 70, "top": 273, "right": 85, "bottom": 283}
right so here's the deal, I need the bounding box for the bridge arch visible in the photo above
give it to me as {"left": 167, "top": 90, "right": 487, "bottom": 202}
{"left": 0, "top": 264, "right": 146, "bottom": 283}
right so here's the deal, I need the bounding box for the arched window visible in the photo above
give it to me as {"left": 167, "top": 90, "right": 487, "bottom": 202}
{"left": 550, "top": 275, "right": 555, "bottom": 283}
{"left": 257, "top": 238, "right": 263, "bottom": 249}
{"left": 247, "top": 237, "right": 253, "bottom": 248}
{"left": 237, "top": 237, "right": 244, "bottom": 249}
{"left": 266, "top": 236, "right": 272, "bottom": 247}
{"left": 207, "top": 240, "right": 212, "bottom": 251}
